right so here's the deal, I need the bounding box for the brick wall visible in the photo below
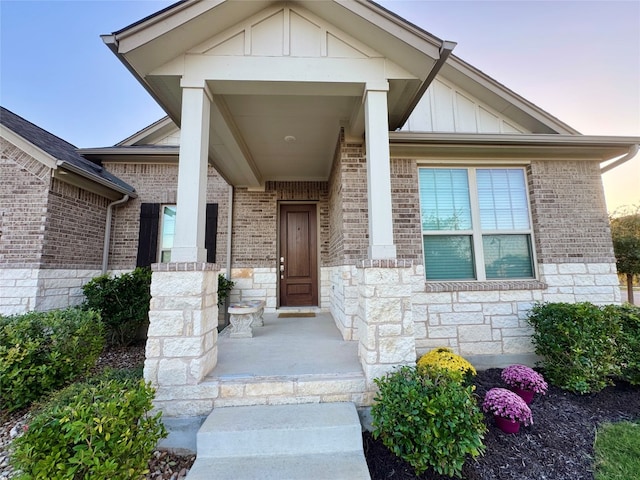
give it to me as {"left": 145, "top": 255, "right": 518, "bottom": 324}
{"left": 104, "top": 162, "right": 230, "bottom": 270}
{"left": 40, "top": 178, "right": 109, "bottom": 269}
{"left": 390, "top": 158, "right": 423, "bottom": 261}
{"left": 0, "top": 138, "right": 50, "bottom": 268}
{"left": 326, "top": 136, "right": 369, "bottom": 266}
{"left": 528, "top": 160, "right": 615, "bottom": 264}
{"left": 231, "top": 181, "right": 329, "bottom": 268}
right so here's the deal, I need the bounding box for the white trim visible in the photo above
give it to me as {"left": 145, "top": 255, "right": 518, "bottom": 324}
{"left": 0, "top": 125, "right": 59, "bottom": 170}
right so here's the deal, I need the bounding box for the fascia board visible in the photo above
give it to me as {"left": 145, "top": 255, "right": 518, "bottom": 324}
{"left": 389, "top": 132, "right": 640, "bottom": 161}
{"left": 116, "top": 117, "right": 176, "bottom": 146}
{"left": 0, "top": 125, "right": 59, "bottom": 170}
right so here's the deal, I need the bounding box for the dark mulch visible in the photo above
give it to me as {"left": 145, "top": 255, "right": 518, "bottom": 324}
{"left": 364, "top": 369, "right": 640, "bottom": 480}
{"left": 9, "top": 343, "right": 636, "bottom": 480}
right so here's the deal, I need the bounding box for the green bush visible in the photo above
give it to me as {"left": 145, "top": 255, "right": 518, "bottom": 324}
{"left": 11, "top": 374, "right": 166, "bottom": 480}
{"left": 0, "top": 308, "right": 104, "bottom": 411}
{"left": 371, "top": 366, "right": 486, "bottom": 478}
{"left": 527, "top": 302, "right": 620, "bottom": 394}
{"left": 82, "top": 267, "right": 151, "bottom": 346}
{"left": 217, "top": 274, "right": 235, "bottom": 306}
{"left": 613, "top": 304, "right": 640, "bottom": 385}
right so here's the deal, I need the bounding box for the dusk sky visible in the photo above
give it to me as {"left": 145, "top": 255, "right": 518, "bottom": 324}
{"left": 1, "top": 0, "right": 638, "bottom": 214}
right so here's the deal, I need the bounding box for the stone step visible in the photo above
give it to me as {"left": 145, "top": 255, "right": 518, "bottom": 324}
{"left": 185, "top": 402, "right": 370, "bottom": 480}
{"left": 212, "top": 372, "right": 368, "bottom": 408}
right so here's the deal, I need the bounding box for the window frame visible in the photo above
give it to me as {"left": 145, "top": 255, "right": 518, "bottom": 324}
{"left": 418, "top": 166, "right": 537, "bottom": 282}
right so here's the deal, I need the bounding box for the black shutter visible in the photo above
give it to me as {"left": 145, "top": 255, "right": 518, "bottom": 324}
{"left": 205, "top": 203, "right": 218, "bottom": 263}
{"left": 136, "top": 203, "right": 160, "bottom": 267}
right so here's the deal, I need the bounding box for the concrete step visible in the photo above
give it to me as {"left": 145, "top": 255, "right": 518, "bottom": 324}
{"left": 186, "top": 451, "right": 371, "bottom": 480}
{"left": 185, "top": 402, "right": 370, "bottom": 480}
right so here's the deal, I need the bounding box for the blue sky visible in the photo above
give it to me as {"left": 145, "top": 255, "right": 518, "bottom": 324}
{"left": 1, "top": 0, "right": 638, "bottom": 213}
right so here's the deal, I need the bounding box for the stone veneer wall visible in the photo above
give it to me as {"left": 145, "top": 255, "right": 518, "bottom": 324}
{"left": 145, "top": 263, "right": 219, "bottom": 416}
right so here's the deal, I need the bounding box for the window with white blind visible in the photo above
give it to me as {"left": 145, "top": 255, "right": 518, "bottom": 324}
{"left": 418, "top": 167, "right": 534, "bottom": 281}
{"left": 159, "top": 205, "right": 176, "bottom": 263}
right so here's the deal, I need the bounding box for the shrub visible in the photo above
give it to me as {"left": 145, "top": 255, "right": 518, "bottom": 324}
{"left": 417, "top": 347, "right": 476, "bottom": 384}
{"left": 217, "top": 274, "right": 235, "bottom": 306}
{"left": 0, "top": 308, "right": 104, "bottom": 411}
{"left": 11, "top": 374, "right": 166, "bottom": 480}
{"left": 613, "top": 304, "right": 640, "bottom": 385}
{"left": 82, "top": 267, "right": 151, "bottom": 346}
{"left": 372, "top": 366, "right": 486, "bottom": 478}
{"left": 527, "top": 302, "right": 620, "bottom": 394}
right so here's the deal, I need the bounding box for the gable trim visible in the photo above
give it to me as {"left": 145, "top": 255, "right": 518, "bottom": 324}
{"left": 0, "top": 124, "right": 59, "bottom": 170}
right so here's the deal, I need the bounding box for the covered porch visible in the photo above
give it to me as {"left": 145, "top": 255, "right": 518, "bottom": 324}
{"left": 150, "top": 308, "right": 370, "bottom": 417}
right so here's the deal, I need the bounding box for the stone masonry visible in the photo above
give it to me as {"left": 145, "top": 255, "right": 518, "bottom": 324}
{"left": 145, "top": 263, "right": 220, "bottom": 416}
{"left": 356, "top": 260, "right": 417, "bottom": 385}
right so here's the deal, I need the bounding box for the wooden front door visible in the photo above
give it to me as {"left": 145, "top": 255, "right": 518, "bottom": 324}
{"left": 279, "top": 204, "right": 318, "bottom": 307}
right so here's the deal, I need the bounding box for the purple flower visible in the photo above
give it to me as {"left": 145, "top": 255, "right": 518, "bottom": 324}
{"left": 501, "top": 365, "right": 548, "bottom": 394}
{"left": 482, "top": 388, "right": 533, "bottom": 426}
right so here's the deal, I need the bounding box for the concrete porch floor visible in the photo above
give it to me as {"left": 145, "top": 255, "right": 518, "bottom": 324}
{"left": 210, "top": 312, "right": 363, "bottom": 379}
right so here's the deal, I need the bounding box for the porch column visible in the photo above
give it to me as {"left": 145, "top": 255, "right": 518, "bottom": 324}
{"left": 171, "top": 84, "right": 211, "bottom": 262}
{"left": 356, "top": 260, "right": 416, "bottom": 387}
{"left": 364, "top": 85, "right": 396, "bottom": 260}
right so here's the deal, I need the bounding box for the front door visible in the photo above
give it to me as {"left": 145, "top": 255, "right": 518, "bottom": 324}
{"left": 279, "top": 204, "right": 318, "bottom": 307}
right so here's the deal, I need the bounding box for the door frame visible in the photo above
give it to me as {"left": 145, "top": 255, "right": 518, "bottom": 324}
{"left": 277, "top": 201, "right": 320, "bottom": 308}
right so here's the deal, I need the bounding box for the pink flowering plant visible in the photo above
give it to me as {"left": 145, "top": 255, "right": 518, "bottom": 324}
{"left": 482, "top": 388, "right": 533, "bottom": 426}
{"left": 501, "top": 364, "right": 548, "bottom": 394}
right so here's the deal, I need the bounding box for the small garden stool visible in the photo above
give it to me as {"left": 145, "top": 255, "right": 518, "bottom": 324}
{"left": 227, "top": 300, "right": 265, "bottom": 338}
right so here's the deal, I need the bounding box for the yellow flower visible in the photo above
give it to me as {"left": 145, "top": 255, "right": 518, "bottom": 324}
{"left": 417, "top": 347, "right": 476, "bottom": 382}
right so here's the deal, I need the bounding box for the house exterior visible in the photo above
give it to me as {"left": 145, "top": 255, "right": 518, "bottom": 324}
{"left": 2, "top": 0, "right": 638, "bottom": 416}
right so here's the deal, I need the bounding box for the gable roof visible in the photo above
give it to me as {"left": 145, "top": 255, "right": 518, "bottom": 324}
{"left": 0, "top": 106, "right": 136, "bottom": 197}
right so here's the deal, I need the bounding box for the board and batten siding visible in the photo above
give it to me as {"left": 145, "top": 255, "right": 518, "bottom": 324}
{"left": 402, "top": 77, "right": 529, "bottom": 134}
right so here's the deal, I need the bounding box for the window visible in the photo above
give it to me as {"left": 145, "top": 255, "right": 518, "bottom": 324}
{"left": 136, "top": 203, "right": 218, "bottom": 267}
{"left": 159, "top": 205, "right": 176, "bottom": 263}
{"left": 418, "top": 167, "right": 534, "bottom": 281}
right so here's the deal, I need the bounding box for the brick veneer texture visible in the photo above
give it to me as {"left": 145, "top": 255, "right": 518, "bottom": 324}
{"left": 0, "top": 138, "right": 50, "bottom": 268}
{"left": 528, "top": 160, "right": 615, "bottom": 264}
{"left": 327, "top": 135, "right": 369, "bottom": 266}
{"left": 41, "top": 178, "right": 109, "bottom": 269}
{"left": 232, "top": 181, "right": 329, "bottom": 268}
{"left": 2, "top": 139, "right": 109, "bottom": 270}
{"left": 104, "top": 162, "right": 230, "bottom": 270}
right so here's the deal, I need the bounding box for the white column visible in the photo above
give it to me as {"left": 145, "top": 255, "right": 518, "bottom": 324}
{"left": 364, "top": 85, "right": 396, "bottom": 259}
{"left": 171, "top": 85, "right": 211, "bottom": 262}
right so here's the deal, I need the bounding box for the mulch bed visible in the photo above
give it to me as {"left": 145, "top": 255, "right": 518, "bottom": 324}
{"left": 4, "top": 344, "right": 638, "bottom": 480}
{"left": 364, "top": 369, "right": 640, "bottom": 480}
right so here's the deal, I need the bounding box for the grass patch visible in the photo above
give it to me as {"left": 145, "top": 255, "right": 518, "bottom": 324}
{"left": 594, "top": 420, "right": 640, "bottom": 480}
